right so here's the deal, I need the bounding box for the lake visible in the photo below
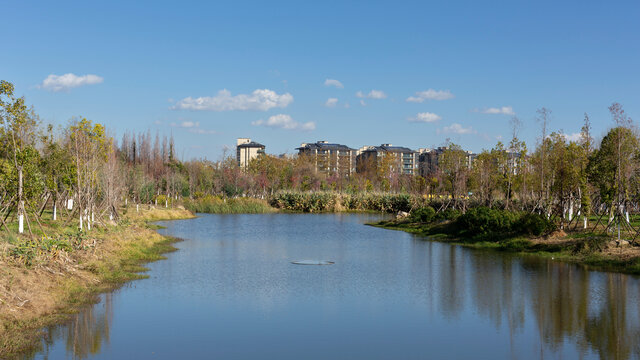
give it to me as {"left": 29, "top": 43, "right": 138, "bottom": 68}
{"left": 33, "top": 213, "right": 640, "bottom": 359}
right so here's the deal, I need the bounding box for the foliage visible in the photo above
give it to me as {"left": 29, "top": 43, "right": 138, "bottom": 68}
{"left": 456, "top": 207, "right": 519, "bottom": 236}
{"left": 184, "top": 195, "right": 274, "bottom": 214}
{"left": 411, "top": 206, "right": 435, "bottom": 222}
{"left": 513, "top": 213, "right": 555, "bottom": 236}
{"left": 455, "top": 207, "right": 556, "bottom": 237}
{"left": 434, "top": 208, "right": 462, "bottom": 221}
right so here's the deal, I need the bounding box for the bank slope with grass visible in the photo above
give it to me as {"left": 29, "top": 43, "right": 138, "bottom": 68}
{"left": 0, "top": 207, "right": 195, "bottom": 358}
{"left": 373, "top": 206, "right": 640, "bottom": 275}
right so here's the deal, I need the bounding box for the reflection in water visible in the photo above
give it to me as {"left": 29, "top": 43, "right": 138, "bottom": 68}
{"left": 32, "top": 214, "right": 640, "bottom": 359}
{"left": 38, "top": 294, "right": 113, "bottom": 359}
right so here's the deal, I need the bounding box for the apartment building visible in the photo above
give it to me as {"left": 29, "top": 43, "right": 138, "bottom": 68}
{"left": 356, "top": 144, "right": 418, "bottom": 175}
{"left": 236, "top": 138, "right": 265, "bottom": 169}
{"left": 296, "top": 141, "right": 356, "bottom": 176}
{"left": 418, "top": 146, "right": 476, "bottom": 177}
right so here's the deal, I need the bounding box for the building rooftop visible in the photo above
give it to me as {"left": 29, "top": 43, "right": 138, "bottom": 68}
{"left": 237, "top": 141, "right": 265, "bottom": 148}
{"left": 297, "top": 141, "right": 354, "bottom": 151}
{"left": 360, "top": 144, "right": 416, "bottom": 153}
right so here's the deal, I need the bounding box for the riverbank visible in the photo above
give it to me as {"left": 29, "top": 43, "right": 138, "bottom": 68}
{"left": 182, "top": 192, "right": 427, "bottom": 214}
{"left": 0, "top": 206, "right": 195, "bottom": 358}
{"left": 373, "top": 217, "right": 640, "bottom": 275}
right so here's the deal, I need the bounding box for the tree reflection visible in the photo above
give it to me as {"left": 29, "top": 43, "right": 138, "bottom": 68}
{"left": 38, "top": 294, "right": 113, "bottom": 360}
{"left": 466, "top": 249, "right": 640, "bottom": 359}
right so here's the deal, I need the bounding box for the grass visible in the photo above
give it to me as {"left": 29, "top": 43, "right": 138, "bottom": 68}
{"left": 183, "top": 196, "right": 276, "bottom": 214}
{"left": 0, "top": 206, "right": 195, "bottom": 358}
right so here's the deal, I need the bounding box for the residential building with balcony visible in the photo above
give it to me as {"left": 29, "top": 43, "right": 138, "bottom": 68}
{"left": 356, "top": 144, "right": 418, "bottom": 175}
{"left": 418, "top": 146, "right": 476, "bottom": 177}
{"left": 296, "top": 141, "right": 356, "bottom": 176}
{"left": 236, "top": 138, "right": 265, "bottom": 169}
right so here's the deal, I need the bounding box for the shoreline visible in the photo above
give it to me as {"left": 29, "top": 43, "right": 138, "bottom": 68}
{"left": 0, "top": 208, "right": 196, "bottom": 358}
{"left": 370, "top": 219, "right": 640, "bottom": 276}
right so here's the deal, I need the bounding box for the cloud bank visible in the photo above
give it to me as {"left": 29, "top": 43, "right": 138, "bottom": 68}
{"left": 442, "top": 123, "right": 474, "bottom": 134}
{"left": 409, "top": 112, "right": 441, "bottom": 123}
{"left": 475, "top": 106, "right": 515, "bottom": 115}
{"left": 324, "top": 79, "right": 344, "bottom": 88}
{"left": 39, "top": 73, "right": 103, "bottom": 92}
{"left": 170, "top": 120, "right": 216, "bottom": 134}
{"left": 173, "top": 89, "right": 293, "bottom": 111}
{"left": 325, "top": 98, "right": 339, "bottom": 108}
{"left": 406, "top": 89, "right": 454, "bottom": 102}
{"left": 252, "top": 114, "right": 315, "bottom": 131}
{"left": 356, "top": 90, "right": 387, "bottom": 99}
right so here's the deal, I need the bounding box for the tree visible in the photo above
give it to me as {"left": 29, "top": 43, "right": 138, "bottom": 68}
{"left": 68, "top": 118, "right": 109, "bottom": 230}
{"left": 439, "top": 143, "right": 470, "bottom": 210}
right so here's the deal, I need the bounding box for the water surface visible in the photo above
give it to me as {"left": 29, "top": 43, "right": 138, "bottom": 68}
{"left": 35, "top": 213, "right": 640, "bottom": 359}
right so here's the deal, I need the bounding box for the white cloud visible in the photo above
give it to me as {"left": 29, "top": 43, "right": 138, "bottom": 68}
{"left": 443, "top": 123, "right": 474, "bottom": 134}
{"left": 360, "top": 100, "right": 366, "bottom": 106}
{"left": 189, "top": 128, "right": 217, "bottom": 135}
{"left": 170, "top": 120, "right": 216, "bottom": 134}
{"left": 475, "top": 106, "right": 515, "bottom": 115}
{"left": 252, "top": 114, "right": 315, "bottom": 131}
{"left": 406, "top": 89, "right": 454, "bottom": 102}
{"left": 173, "top": 89, "right": 293, "bottom": 111}
{"left": 563, "top": 132, "right": 582, "bottom": 142}
{"left": 39, "top": 73, "right": 103, "bottom": 92}
{"left": 324, "top": 79, "right": 344, "bottom": 88}
{"left": 171, "top": 120, "right": 200, "bottom": 128}
{"left": 181, "top": 121, "right": 198, "bottom": 128}
{"left": 409, "top": 112, "right": 441, "bottom": 123}
{"left": 325, "top": 98, "right": 338, "bottom": 108}
{"left": 356, "top": 90, "right": 387, "bottom": 99}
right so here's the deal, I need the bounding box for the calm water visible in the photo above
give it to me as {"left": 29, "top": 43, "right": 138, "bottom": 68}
{"left": 33, "top": 213, "right": 640, "bottom": 359}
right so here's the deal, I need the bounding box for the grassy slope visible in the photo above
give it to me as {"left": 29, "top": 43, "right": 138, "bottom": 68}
{"left": 0, "top": 206, "right": 195, "bottom": 358}
{"left": 371, "top": 219, "right": 640, "bottom": 275}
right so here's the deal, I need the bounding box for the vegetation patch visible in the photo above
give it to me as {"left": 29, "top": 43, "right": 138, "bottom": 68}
{"left": 184, "top": 195, "right": 275, "bottom": 214}
{"left": 372, "top": 208, "right": 640, "bottom": 276}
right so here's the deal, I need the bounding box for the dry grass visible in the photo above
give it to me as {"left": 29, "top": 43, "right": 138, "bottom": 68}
{"left": 0, "top": 207, "right": 195, "bottom": 357}
{"left": 124, "top": 205, "right": 197, "bottom": 221}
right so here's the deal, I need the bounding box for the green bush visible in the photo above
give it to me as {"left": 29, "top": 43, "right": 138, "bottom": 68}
{"left": 411, "top": 206, "right": 436, "bottom": 222}
{"left": 456, "top": 207, "right": 518, "bottom": 236}
{"left": 435, "top": 208, "right": 462, "bottom": 221}
{"left": 513, "top": 213, "right": 555, "bottom": 236}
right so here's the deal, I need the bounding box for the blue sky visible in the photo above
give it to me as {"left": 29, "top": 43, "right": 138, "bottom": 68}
{"left": 2, "top": 0, "right": 638, "bottom": 160}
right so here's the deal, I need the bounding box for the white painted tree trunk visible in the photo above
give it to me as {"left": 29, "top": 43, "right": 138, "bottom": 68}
{"left": 136, "top": 204, "right": 139, "bottom": 212}
{"left": 80, "top": 213, "right": 83, "bottom": 230}
{"left": 568, "top": 201, "right": 573, "bottom": 221}
{"left": 584, "top": 216, "right": 588, "bottom": 229}
{"left": 165, "top": 199, "right": 168, "bottom": 208}
{"left": 626, "top": 211, "right": 630, "bottom": 223}
{"left": 125, "top": 198, "right": 128, "bottom": 206}
{"left": 18, "top": 214, "right": 23, "bottom": 234}
{"left": 53, "top": 204, "right": 57, "bottom": 221}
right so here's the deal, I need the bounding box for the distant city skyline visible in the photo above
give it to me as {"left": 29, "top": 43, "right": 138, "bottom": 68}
{"left": 2, "top": 0, "right": 638, "bottom": 160}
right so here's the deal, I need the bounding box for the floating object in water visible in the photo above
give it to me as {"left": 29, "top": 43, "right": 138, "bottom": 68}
{"left": 291, "top": 260, "right": 335, "bottom": 265}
